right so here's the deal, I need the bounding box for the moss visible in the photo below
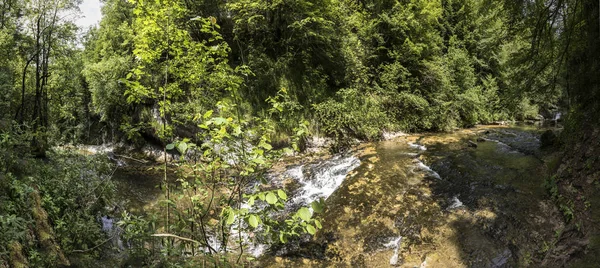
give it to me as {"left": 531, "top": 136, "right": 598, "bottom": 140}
{"left": 8, "top": 241, "right": 28, "bottom": 268}
{"left": 29, "top": 189, "right": 70, "bottom": 266}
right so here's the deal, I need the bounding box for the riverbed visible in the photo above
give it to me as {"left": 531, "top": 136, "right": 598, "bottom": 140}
{"left": 104, "top": 124, "right": 563, "bottom": 267}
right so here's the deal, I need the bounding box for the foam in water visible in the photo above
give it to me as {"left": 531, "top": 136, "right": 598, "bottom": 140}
{"left": 447, "top": 195, "right": 464, "bottom": 210}
{"left": 285, "top": 165, "right": 304, "bottom": 181}
{"left": 74, "top": 144, "right": 115, "bottom": 154}
{"left": 383, "top": 236, "right": 403, "bottom": 265}
{"left": 235, "top": 155, "right": 361, "bottom": 258}
{"left": 408, "top": 142, "right": 427, "bottom": 151}
{"left": 414, "top": 161, "right": 442, "bottom": 180}
{"left": 292, "top": 155, "right": 361, "bottom": 206}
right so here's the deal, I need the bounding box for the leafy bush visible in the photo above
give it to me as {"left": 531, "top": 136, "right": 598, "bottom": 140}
{"left": 314, "top": 88, "right": 390, "bottom": 143}
{"left": 1, "top": 128, "right": 116, "bottom": 267}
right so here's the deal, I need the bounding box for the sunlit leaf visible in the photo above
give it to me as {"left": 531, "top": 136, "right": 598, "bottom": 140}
{"left": 177, "top": 142, "right": 188, "bottom": 154}
{"left": 280, "top": 233, "right": 287, "bottom": 243}
{"left": 311, "top": 199, "right": 325, "bottom": 213}
{"left": 248, "top": 214, "right": 259, "bottom": 228}
{"left": 298, "top": 207, "right": 311, "bottom": 221}
{"left": 226, "top": 211, "right": 235, "bottom": 225}
{"left": 314, "top": 219, "right": 322, "bottom": 229}
{"left": 266, "top": 192, "right": 277, "bottom": 204}
{"left": 277, "top": 189, "right": 287, "bottom": 200}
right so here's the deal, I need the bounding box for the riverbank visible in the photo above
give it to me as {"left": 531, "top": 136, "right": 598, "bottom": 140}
{"left": 71, "top": 124, "right": 568, "bottom": 267}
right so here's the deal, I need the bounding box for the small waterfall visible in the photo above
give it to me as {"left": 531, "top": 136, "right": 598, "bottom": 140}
{"left": 447, "top": 195, "right": 464, "bottom": 210}
{"left": 414, "top": 160, "right": 441, "bottom": 180}
{"left": 553, "top": 112, "right": 562, "bottom": 121}
{"left": 383, "top": 236, "right": 403, "bottom": 265}
{"left": 291, "top": 155, "right": 361, "bottom": 206}
{"left": 232, "top": 154, "right": 362, "bottom": 258}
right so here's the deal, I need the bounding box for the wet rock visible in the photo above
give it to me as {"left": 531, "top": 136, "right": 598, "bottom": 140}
{"left": 490, "top": 249, "right": 512, "bottom": 268}
{"left": 306, "top": 136, "right": 333, "bottom": 153}
{"left": 536, "top": 114, "right": 545, "bottom": 121}
{"left": 477, "top": 137, "right": 486, "bottom": 142}
{"left": 382, "top": 131, "right": 407, "bottom": 140}
{"left": 468, "top": 141, "right": 478, "bottom": 148}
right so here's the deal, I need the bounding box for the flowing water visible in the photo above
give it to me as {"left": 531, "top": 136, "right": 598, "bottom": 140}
{"left": 260, "top": 125, "right": 562, "bottom": 267}
{"left": 96, "top": 125, "right": 562, "bottom": 267}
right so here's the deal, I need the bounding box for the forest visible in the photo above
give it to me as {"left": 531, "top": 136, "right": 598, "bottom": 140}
{"left": 1, "top": 0, "right": 599, "bottom": 266}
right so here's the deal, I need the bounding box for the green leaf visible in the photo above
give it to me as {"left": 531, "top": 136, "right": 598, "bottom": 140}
{"left": 314, "top": 219, "right": 322, "bottom": 229}
{"left": 248, "top": 215, "right": 259, "bottom": 228}
{"left": 213, "top": 117, "right": 227, "bottom": 125}
{"left": 253, "top": 157, "right": 266, "bottom": 165}
{"left": 177, "top": 142, "right": 188, "bottom": 154}
{"left": 226, "top": 211, "right": 236, "bottom": 225}
{"left": 311, "top": 199, "right": 325, "bottom": 213}
{"left": 261, "top": 142, "right": 273, "bottom": 150}
{"left": 219, "top": 126, "right": 227, "bottom": 135}
{"left": 233, "top": 126, "right": 242, "bottom": 136}
{"left": 266, "top": 192, "right": 277, "bottom": 205}
{"left": 279, "top": 233, "right": 288, "bottom": 243}
{"left": 203, "top": 110, "right": 213, "bottom": 119}
{"left": 277, "top": 190, "right": 287, "bottom": 200}
{"left": 298, "top": 207, "right": 312, "bottom": 221}
{"left": 248, "top": 196, "right": 255, "bottom": 206}
{"left": 283, "top": 148, "right": 294, "bottom": 155}
{"left": 166, "top": 143, "right": 175, "bottom": 150}
{"left": 306, "top": 224, "right": 316, "bottom": 235}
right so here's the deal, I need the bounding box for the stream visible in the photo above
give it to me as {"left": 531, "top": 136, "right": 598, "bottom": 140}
{"left": 96, "top": 124, "right": 563, "bottom": 267}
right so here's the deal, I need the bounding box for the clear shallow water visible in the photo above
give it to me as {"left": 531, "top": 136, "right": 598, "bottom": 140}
{"left": 260, "top": 126, "right": 562, "bottom": 267}
{"left": 101, "top": 125, "right": 562, "bottom": 267}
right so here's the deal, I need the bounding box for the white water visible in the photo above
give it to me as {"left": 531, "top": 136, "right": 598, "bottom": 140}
{"left": 447, "top": 195, "right": 464, "bottom": 210}
{"left": 236, "top": 154, "right": 362, "bottom": 257}
{"left": 291, "top": 155, "right": 361, "bottom": 206}
{"left": 383, "top": 236, "right": 403, "bottom": 265}
{"left": 414, "top": 161, "right": 442, "bottom": 180}
{"left": 408, "top": 142, "right": 427, "bottom": 151}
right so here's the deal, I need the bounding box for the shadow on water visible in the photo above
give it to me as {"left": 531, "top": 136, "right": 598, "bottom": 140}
{"left": 262, "top": 126, "right": 564, "bottom": 267}
{"left": 418, "top": 126, "right": 563, "bottom": 267}
{"left": 102, "top": 126, "right": 563, "bottom": 267}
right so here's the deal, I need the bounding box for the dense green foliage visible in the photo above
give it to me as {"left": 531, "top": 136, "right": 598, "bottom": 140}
{"left": 0, "top": 0, "right": 574, "bottom": 146}
{"left": 2, "top": 0, "right": 594, "bottom": 146}
{"left": 0, "top": 129, "right": 116, "bottom": 266}
{"left": 1, "top": 0, "right": 598, "bottom": 266}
